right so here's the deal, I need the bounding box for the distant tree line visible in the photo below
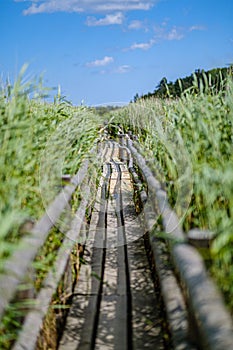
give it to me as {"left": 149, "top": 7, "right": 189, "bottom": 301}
{"left": 93, "top": 105, "right": 122, "bottom": 116}
{"left": 133, "top": 66, "right": 233, "bottom": 101}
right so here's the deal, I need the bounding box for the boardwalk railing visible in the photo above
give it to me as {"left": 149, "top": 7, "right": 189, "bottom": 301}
{"left": 0, "top": 149, "right": 100, "bottom": 349}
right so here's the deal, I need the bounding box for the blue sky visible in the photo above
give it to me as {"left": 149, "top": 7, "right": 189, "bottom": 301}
{"left": 1, "top": 0, "right": 233, "bottom": 106}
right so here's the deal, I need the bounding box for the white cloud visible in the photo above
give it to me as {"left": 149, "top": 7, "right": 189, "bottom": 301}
{"left": 16, "top": 0, "right": 156, "bottom": 15}
{"left": 128, "top": 39, "right": 155, "bottom": 50}
{"left": 115, "top": 65, "right": 131, "bottom": 73}
{"left": 22, "top": 1, "right": 83, "bottom": 15}
{"left": 189, "top": 25, "right": 206, "bottom": 32}
{"left": 95, "top": 2, "right": 153, "bottom": 12}
{"left": 128, "top": 19, "right": 149, "bottom": 32}
{"left": 125, "top": 24, "right": 186, "bottom": 51}
{"left": 86, "top": 56, "right": 114, "bottom": 67}
{"left": 86, "top": 12, "right": 124, "bottom": 26}
{"left": 128, "top": 20, "right": 143, "bottom": 30}
{"left": 153, "top": 23, "right": 204, "bottom": 42}
{"left": 165, "top": 27, "right": 184, "bottom": 40}
{"left": 153, "top": 24, "right": 184, "bottom": 41}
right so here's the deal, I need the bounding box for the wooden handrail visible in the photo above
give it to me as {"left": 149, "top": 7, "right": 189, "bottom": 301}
{"left": 0, "top": 159, "right": 89, "bottom": 321}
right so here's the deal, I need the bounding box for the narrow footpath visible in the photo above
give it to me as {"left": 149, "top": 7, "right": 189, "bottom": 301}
{"left": 58, "top": 141, "right": 165, "bottom": 350}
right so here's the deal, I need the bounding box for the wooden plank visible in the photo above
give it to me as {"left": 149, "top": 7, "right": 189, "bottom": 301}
{"left": 95, "top": 157, "right": 131, "bottom": 350}
{"left": 112, "top": 160, "right": 130, "bottom": 350}
{"left": 58, "top": 179, "right": 104, "bottom": 350}
{"left": 116, "top": 139, "right": 133, "bottom": 168}
{"left": 95, "top": 156, "right": 131, "bottom": 350}
{"left": 59, "top": 163, "right": 111, "bottom": 350}
{"left": 128, "top": 239, "right": 165, "bottom": 350}
{"left": 104, "top": 141, "right": 114, "bottom": 163}
{"left": 95, "top": 158, "right": 130, "bottom": 350}
{"left": 118, "top": 135, "right": 127, "bottom": 162}
{"left": 120, "top": 163, "right": 164, "bottom": 350}
{"left": 114, "top": 246, "right": 129, "bottom": 350}
{"left": 72, "top": 174, "right": 108, "bottom": 350}
{"left": 95, "top": 188, "right": 118, "bottom": 350}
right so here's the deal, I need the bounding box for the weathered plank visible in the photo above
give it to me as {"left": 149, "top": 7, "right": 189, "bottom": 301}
{"left": 59, "top": 163, "right": 111, "bottom": 350}
{"left": 58, "top": 182, "right": 103, "bottom": 350}
{"left": 75, "top": 164, "right": 110, "bottom": 350}
{"left": 120, "top": 162, "right": 164, "bottom": 350}
{"left": 112, "top": 160, "right": 130, "bottom": 350}
{"left": 95, "top": 160, "right": 118, "bottom": 350}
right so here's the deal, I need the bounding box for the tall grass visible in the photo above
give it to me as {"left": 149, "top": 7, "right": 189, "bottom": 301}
{"left": 1, "top": 67, "right": 233, "bottom": 347}
{"left": 115, "top": 74, "right": 233, "bottom": 312}
{"left": 0, "top": 70, "right": 99, "bottom": 261}
{"left": 0, "top": 70, "right": 101, "bottom": 348}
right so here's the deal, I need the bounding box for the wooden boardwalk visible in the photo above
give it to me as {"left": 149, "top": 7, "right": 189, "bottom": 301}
{"left": 7, "top": 137, "right": 233, "bottom": 350}
{"left": 59, "top": 141, "right": 165, "bottom": 350}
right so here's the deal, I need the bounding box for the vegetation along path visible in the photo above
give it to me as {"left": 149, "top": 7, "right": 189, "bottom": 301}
{"left": 2, "top": 69, "right": 233, "bottom": 350}
{"left": 3, "top": 134, "right": 233, "bottom": 350}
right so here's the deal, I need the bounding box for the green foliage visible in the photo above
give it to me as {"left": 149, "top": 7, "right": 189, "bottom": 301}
{"left": 0, "top": 69, "right": 100, "bottom": 258}
{"left": 134, "top": 66, "right": 232, "bottom": 100}
{"left": 117, "top": 72, "right": 233, "bottom": 312}
{"left": 0, "top": 69, "right": 102, "bottom": 348}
